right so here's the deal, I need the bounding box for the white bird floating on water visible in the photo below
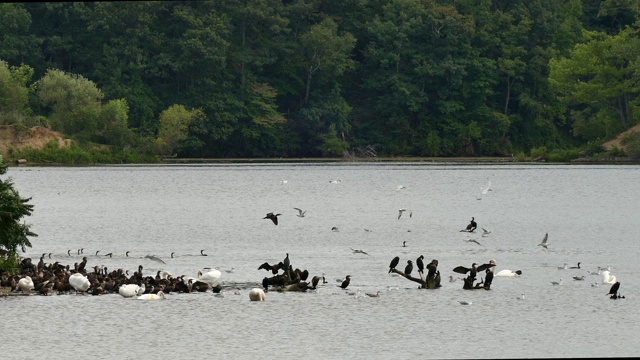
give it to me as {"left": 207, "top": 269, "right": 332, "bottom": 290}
{"left": 69, "top": 273, "right": 91, "bottom": 293}
{"left": 601, "top": 270, "right": 617, "bottom": 285}
{"left": 396, "top": 185, "right": 406, "bottom": 190}
{"left": 551, "top": 278, "right": 563, "bottom": 286}
{"left": 329, "top": 179, "right": 341, "bottom": 184}
{"left": 557, "top": 263, "right": 568, "bottom": 270}
{"left": 280, "top": 179, "right": 288, "bottom": 184}
{"left": 538, "top": 233, "right": 550, "bottom": 249}
{"left": 18, "top": 276, "right": 34, "bottom": 294}
{"left": 495, "top": 269, "right": 522, "bottom": 277}
{"left": 198, "top": 268, "right": 222, "bottom": 285}
{"left": 517, "top": 292, "right": 525, "bottom": 300}
{"left": 118, "top": 284, "right": 144, "bottom": 298}
{"left": 249, "top": 288, "right": 266, "bottom": 301}
{"left": 137, "top": 291, "right": 167, "bottom": 300}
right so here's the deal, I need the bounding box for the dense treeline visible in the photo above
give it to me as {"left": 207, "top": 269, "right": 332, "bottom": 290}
{"left": 0, "top": 0, "right": 639, "bottom": 160}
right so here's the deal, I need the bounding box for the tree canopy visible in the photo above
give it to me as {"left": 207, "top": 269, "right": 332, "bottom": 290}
{"left": 0, "top": 1, "right": 639, "bottom": 159}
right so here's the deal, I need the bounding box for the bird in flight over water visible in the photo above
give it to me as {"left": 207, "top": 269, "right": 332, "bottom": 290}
{"left": 538, "top": 233, "right": 549, "bottom": 249}
{"left": 464, "top": 238, "right": 483, "bottom": 246}
{"left": 350, "top": 248, "right": 371, "bottom": 256}
{"left": 264, "top": 212, "right": 281, "bottom": 225}
{"left": 398, "top": 208, "right": 412, "bottom": 219}
{"left": 293, "top": 208, "right": 306, "bottom": 217}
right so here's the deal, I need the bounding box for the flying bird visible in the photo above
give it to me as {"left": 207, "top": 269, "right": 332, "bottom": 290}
{"left": 398, "top": 208, "right": 412, "bottom": 220}
{"left": 464, "top": 238, "right": 483, "bottom": 246}
{"left": 481, "top": 228, "right": 491, "bottom": 237}
{"left": 293, "top": 208, "right": 306, "bottom": 217}
{"left": 263, "top": 212, "right": 281, "bottom": 225}
{"left": 350, "top": 248, "right": 370, "bottom": 256}
{"left": 538, "top": 233, "right": 549, "bottom": 249}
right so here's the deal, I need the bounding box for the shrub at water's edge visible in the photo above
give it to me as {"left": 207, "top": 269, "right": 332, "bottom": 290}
{"left": 8, "top": 140, "right": 159, "bottom": 165}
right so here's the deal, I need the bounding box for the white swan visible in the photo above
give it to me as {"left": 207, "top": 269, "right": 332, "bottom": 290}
{"left": 118, "top": 284, "right": 143, "bottom": 298}
{"left": 69, "top": 273, "right": 90, "bottom": 293}
{"left": 495, "top": 269, "right": 522, "bottom": 277}
{"left": 249, "top": 288, "right": 265, "bottom": 301}
{"left": 197, "top": 268, "right": 221, "bottom": 285}
{"left": 17, "top": 276, "right": 34, "bottom": 294}
{"left": 602, "top": 270, "right": 617, "bottom": 285}
{"left": 137, "top": 291, "right": 167, "bottom": 300}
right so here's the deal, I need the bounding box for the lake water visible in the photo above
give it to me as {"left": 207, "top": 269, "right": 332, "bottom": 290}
{"left": 2, "top": 162, "right": 640, "bottom": 359}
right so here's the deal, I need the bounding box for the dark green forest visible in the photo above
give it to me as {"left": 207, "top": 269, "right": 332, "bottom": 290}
{"left": 1, "top": 0, "right": 639, "bottom": 161}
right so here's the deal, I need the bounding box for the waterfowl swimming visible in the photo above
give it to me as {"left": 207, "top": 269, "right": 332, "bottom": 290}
{"left": 495, "top": 269, "right": 522, "bottom": 277}
{"left": 402, "top": 241, "right": 407, "bottom": 247}
{"left": 340, "top": 275, "right": 351, "bottom": 289}
{"left": 293, "top": 208, "right": 306, "bottom": 217}
{"left": 69, "top": 273, "right": 91, "bottom": 293}
{"left": 389, "top": 256, "right": 400, "bottom": 273}
{"left": 557, "top": 263, "right": 568, "bottom": 270}
{"left": 67, "top": 249, "right": 71, "bottom": 256}
{"left": 573, "top": 276, "right": 585, "bottom": 281}
{"left": 398, "top": 208, "right": 410, "bottom": 220}
{"left": 197, "top": 268, "right": 221, "bottom": 285}
{"left": 517, "top": 292, "right": 525, "bottom": 300}
{"left": 249, "top": 288, "right": 266, "bottom": 301}
{"left": 200, "top": 250, "right": 208, "bottom": 256}
{"left": 366, "top": 291, "right": 381, "bottom": 298}
{"left": 550, "top": 278, "right": 563, "bottom": 286}
{"left": 459, "top": 300, "right": 472, "bottom": 305}
{"left": 137, "top": 291, "right": 167, "bottom": 300}
{"left": 601, "top": 270, "right": 617, "bottom": 285}
{"left": 461, "top": 217, "right": 477, "bottom": 232}
{"left": 17, "top": 276, "right": 34, "bottom": 294}
{"left": 538, "top": 233, "right": 549, "bottom": 249}
{"left": 569, "top": 262, "right": 581, "bottom": 269}
{"left": 331, "top": 226, "right": 339, "bottom": 232}
{"left": 263, "top": 212, "right": 281, "bottom": 225}
{"left": 118, "top": 284, "right": 143, "bottom": 298}
{"left": 105, "top": 253, "right": 113, "bottom": 258}
{"left": 126, "top": 251, "right": 130, "bottom": 257}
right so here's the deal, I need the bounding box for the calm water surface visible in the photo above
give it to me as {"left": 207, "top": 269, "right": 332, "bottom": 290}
{"left": 2, "top": 163, "right": 640, "bottom": 359}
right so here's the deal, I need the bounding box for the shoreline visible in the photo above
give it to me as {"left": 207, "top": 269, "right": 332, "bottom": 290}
{"left": 10, "top": 156, "right": 639, "bottom": 166}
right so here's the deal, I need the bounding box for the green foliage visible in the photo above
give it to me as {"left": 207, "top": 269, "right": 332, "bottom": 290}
{"left": 0, "top": 60, "right": 33, "bottom": 124}
{"left": 318, "top": 124, "right": 349, "bottom": 157}
{"left": 97, "top": 99, "right": 134, "bottom": 148}
{"left": 157, "top": 104, "right": 205, "bottom": 155}
{"left": 608, "top": 145, "right": 625, "bottom": 157}
{"left": 622, "top": 131, "right": 640, "bottom": 159}
{"left": 548, "top": 148, "right": 581, "bottom": 162}
{"left": 584, "top": 139, "right": 604, "bottom": 156}
{"left": 36, "top": 69, "right": 104, "bottom": 138}
{"left": 530, "top": 146, "right": 549, "bottom": 160}
{"left": 8, "top": 141, "right": 157, "bottom": 164}
{"left": 0, "top": 250, "right": 21, "bottom": 274}
{"left": 0, "top": 156, "right": 37, "bottom": 255}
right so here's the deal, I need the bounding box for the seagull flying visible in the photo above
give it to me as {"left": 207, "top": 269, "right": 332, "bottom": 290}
{"left": 350, "top": 248, "right": 371, "bottom": 256}
{"left": 293, "top": 208, "right": 306, "bottom": 217}
{"left": 538, "top": 233, "right": 549, "bottom": 249}
{"left": 481, "top": 228, "right": 492, "bottom": 237}
{"left": 398, "top": 208, "right": 412, "bottom": 220}
{"left": 464, "top": 238, "right": 483, "bottom": 246}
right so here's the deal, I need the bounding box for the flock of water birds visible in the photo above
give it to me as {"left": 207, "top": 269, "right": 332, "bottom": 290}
{"left": 1, "top": 177, "right": 626, "bottom": 303}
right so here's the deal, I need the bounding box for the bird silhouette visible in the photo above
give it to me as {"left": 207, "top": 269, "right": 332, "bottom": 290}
{"left": 340, "top": 275, "right": 351, "bottom": 289}
{"left": 350, "top": 248, "right": 370, "bottom": 256}
{"left": 263, "top": 212, "right": 281, "bottom": 225}
{"left": 464, "top": 238, "right": 483, "bottom": 246}
{"left": 293, "top": 208, "right": 306, "bottom": 217}
{"left": 398, "top": 209, "right": 412, "bottom": 219}
{"left": 461, "top": 217, "right": 477, "bottom": 232}
{"left": 389, "top": 256, "right": 400, "bottom": 273}
{"left": 404, "top": 260, "right": 413, "bottom": 275}
{"left": 416, "top": 255, "right": 425, "bottom": 274}
{"left": 538, "top": 233, "right": 549, "bottom": 249}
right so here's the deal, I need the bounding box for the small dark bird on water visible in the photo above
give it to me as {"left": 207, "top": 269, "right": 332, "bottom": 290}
{"left": 264, "top": 212, "right": 281, "bottom": 225}
{"left": 170, "top": 252, "right": 174, "bottom": 258}
{"left": 461, "top": 217, "right": 477, "bottom": 232}
{"left": 126, "top": 251, "right": 130, "bottom": 257}
{"left": 200, "top": 250, "right": 207, "bottom": 256}
{"left": 340, "top": 275, "right": 351, "bottom": 289}
{"left": 105, "top": 253, "right": 112, "bottom": 258}
{"left": 389, "top": 256, "right": 400, "bottom": 273}
{"left": 67, "top": 250, "right": 71, "bottom": 256}
{"left": 95, "top": 251, "right": 100, "bottom": 256}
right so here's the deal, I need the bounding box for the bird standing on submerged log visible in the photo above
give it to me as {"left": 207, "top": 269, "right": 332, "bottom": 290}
{"left": 461, "top": 217, "right": 477, "bottom": 232}
{"left": 404, "top": 260, "right": 413, "bottom": 276}
{"left": 389, "top": 256, "right": 400, "bottom": 273}
{"left": 416, "top": 255, "right": 425, "bottom": 274}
